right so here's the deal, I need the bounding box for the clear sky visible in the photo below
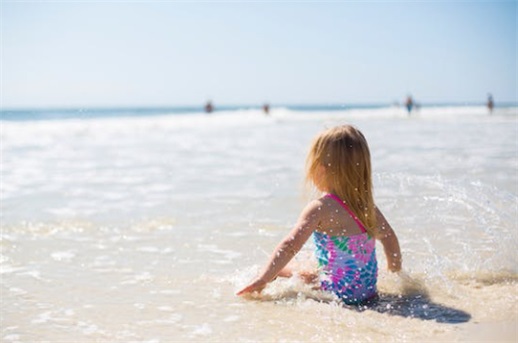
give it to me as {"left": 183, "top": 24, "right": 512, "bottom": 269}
{"left": 1, "top": 1, "right": 516, "bottom": 108}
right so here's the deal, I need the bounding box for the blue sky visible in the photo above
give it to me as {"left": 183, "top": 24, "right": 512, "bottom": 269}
{"left": 2, "top": 1, "right": 516, "bottom": 108}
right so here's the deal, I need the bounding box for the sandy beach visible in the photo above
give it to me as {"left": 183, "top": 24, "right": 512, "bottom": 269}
{"left": 2, "top": 106, "right": 516, "bottom": 341}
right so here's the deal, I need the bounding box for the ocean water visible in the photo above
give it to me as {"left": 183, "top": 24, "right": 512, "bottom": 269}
{"left": 1, "top": 105, "right": 517, "bottom": 342}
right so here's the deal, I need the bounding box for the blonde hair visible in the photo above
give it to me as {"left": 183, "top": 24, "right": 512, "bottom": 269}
{"left": 306, "top": 125, "right": 376, "bottom": 235}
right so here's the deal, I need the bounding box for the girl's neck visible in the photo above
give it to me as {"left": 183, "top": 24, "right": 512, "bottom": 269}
{"left": 321, "top": 187, "right": 335, "bottom": 195}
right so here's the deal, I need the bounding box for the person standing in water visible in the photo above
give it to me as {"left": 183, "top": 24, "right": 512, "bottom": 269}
{"left": 237, "top": 125, "right": 402, "bottom": 305}
{"left": 262, "top": 103, "right": 270, "bottom": 116}
{"left": 487, "top": 94, "right": 494, "bottom": 114}
{"left": 405, "top": 95, "right": 414, "bottom": 115}
{"left": 205, "top": 100, "right": 214, "bottom": 114}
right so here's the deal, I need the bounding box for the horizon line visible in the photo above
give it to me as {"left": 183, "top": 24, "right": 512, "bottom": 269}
{"left": 2, "top": 100, "right": 517, "bottom": 112}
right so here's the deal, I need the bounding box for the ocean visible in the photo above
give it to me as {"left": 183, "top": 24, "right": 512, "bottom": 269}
{"left": 1, "top": 104, "right": 517, "bottom": 341}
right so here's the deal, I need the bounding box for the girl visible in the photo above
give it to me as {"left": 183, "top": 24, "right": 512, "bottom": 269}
{"left": 237, "top": 125, "right": 402, "bottom": 305}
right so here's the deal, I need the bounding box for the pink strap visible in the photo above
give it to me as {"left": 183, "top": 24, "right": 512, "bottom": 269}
{"left": 325, "top": 193, "right": 367, "bottom": 233}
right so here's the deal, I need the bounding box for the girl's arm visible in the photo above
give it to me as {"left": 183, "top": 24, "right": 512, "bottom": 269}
{"left": 236, "top": 200, "right": 323, "bottom": 295}
{"left": 374, "top": 207, "right": 402, "bottom": 272}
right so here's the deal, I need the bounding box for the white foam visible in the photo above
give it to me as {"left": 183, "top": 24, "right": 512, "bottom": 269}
{"left": 50, "top": 250, "right": 76, "bottom": 261}
{"left": 191, "top": 323, "right": 213, "bottom": 336}
{"left": 3, "top": 334, "right": 21, "bottom": 341}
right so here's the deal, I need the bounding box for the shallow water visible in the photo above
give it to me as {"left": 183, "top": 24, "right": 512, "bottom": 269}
{"left": 1, "top": 106, "right": 517, "bottom": 341}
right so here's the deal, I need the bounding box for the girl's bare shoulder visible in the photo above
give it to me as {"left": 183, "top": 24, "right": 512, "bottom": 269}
{"left": 313, "top": 195, "right": 364, "bottom": 236}
{"left": 301, "top": 195, "right": 338, "bottom": 223}
{"left": 305, "top": 194, "right": 339, "bottom": 209}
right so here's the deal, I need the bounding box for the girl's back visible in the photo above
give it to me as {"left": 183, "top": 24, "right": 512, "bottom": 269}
{"left": 313, "top": 194, "right": 378, "bottom": 304}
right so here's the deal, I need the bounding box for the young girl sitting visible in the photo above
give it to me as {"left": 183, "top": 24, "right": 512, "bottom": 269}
{"left": 237, "top": 124, "right": 402, "bottom": 305}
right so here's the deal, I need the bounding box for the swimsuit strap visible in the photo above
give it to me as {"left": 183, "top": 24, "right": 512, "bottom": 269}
{"left": 325, "top": 193, "right": 367, "bottom": 234}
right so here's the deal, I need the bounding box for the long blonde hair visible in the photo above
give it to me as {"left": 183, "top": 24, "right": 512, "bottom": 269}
{"left": 306, "top": 125, "right": 376, "bottom": 235}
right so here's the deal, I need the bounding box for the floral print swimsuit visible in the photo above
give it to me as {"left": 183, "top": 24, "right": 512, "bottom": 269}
{"left": 313, "top": 194, "right": 378, "bottom": 305}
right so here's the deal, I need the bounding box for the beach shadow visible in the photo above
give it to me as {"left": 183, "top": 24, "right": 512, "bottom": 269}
{"left": 355, "top": 292, "right": 471, "bottom": 324}
{"left": 247, "top": 289, "right": 471, "bottom": 324}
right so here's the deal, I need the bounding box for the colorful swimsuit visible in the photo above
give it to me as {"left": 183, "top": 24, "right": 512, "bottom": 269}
{"left": 313, "top": 194, "right": 378, "bottom": 305}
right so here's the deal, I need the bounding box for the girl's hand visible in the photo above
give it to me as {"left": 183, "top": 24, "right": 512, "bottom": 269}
{"left": 236, "top": 278, "right": 268, "bottom": 296}
{"left": 387, "top": 253, "right": 402, "bottom": 272}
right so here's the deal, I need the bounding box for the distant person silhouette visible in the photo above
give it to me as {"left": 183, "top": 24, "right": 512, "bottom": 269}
{"left": 405, "top": 95, "right": 414, "bottom": 115}
{"left": 487, "top": 94, "right": 494, "bottom": 114}
{"left": 262, "top": 103, "right": 270, "bottom": 115}
{"left": 205, "top": 100, "right": 214, "bottom": 114}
